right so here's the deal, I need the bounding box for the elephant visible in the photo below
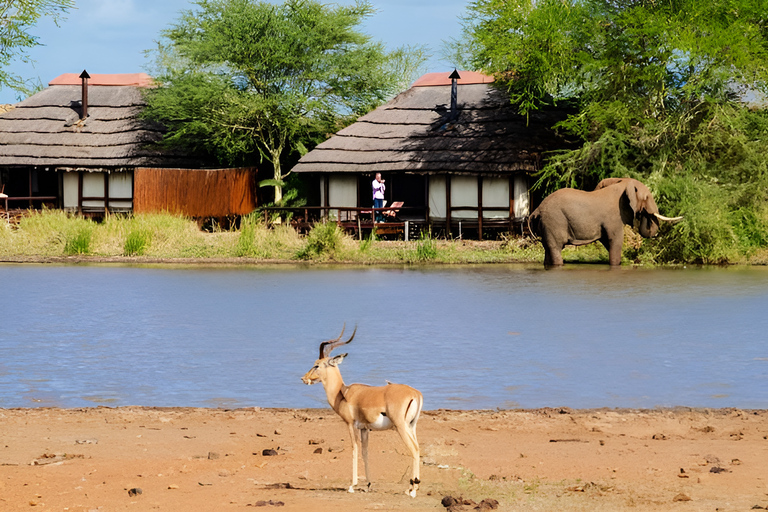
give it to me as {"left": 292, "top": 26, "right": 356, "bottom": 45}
{"left": 528, "top": 178, "right": 682, "bottom": 267}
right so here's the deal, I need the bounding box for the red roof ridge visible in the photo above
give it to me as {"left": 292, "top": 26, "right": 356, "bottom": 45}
{"left": 48, "top": 73, "right": 155, "bottom": 87}
{"left": 412, "top": 70, "right": 494, "bottom": 87}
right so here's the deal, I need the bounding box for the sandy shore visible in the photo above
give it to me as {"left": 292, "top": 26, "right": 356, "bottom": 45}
{"left": 1, "top": 407, "right": 766, "bottom": 511}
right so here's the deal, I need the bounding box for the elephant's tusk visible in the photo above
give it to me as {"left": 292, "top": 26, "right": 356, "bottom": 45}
{"left": 653, "top": 213, "right": 683, "bottom": 223}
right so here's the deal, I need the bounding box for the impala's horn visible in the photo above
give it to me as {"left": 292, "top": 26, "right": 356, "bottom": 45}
{"left": 653, "top": 213, "right": 683, "bottom": 223}
{"left": 319, "top": 324, "right": 357, "bottom": 359}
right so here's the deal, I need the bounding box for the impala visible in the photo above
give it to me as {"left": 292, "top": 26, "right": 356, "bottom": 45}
{"left": 301, "top": 326, "right": 423, "bottom": 497}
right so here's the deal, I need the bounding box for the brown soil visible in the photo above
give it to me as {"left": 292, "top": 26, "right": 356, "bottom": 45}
{"left": 1, "top": 407, "right": 767, "bottom": 511}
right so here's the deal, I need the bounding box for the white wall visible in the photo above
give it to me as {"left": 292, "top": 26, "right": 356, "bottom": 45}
{"left": 62, "top": 170, "right": 134, "bottom": 211}
{"left": 450, "top": 175, "right": 477, "bottom": 220}
{"left": 81, "top": 172, "right": 104, "bottom": 209}
{"left": 429, "top": 175, "right": 523, "bottom": 220}
{"left": 62, "top": 172, "right": 78, "bottom": 209}
{"left": 327, "top": 174, "right": 358, "bottom": 220}
{"left": 108, "top": 171, "right": 133, "bottom": 210}
{"left": 513, "top": 175, "right": 530, "bottom": 218}
{"left": 428, "top": 175, "right": 446, "bottom": 219}
{"left": 482, "top": 177, "right": 510, "bottom": 219}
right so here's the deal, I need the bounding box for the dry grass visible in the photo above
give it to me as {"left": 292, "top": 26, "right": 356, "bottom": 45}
{"left": 0, "top": 210, "right": 681, "bottom": 266}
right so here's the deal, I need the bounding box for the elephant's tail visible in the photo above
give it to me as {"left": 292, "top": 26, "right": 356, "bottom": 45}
{"left": 526, "top": 210, "right": 541, "bottom": 239}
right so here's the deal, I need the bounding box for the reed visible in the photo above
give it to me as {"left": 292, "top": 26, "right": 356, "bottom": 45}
{"left": 236, "top": 214, "right": 302, "bottom": 259}
{"left": 123, "top": 228, "right": 152, "bottom": 256}
{"left": 63, "top": 223, "right": 93, "bottom": 255}
{"left": 414, "top": 231, "right": 438, "bottom": 261}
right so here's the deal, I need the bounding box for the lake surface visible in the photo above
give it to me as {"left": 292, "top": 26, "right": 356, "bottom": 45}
{"left": 1, "top": 263, "right": 767, "bottom": 410}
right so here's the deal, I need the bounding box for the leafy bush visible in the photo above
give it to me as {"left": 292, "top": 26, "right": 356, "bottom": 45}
{"left": 64, "top": 223, "right": 93, "bottom": 255}
{"left": 414, "top": 231, "right": 438, "bottom": 261}
{"left": 236, "top": 213, "right": 301, "bottom": 258}
{"left": 296, "top": 222, "right": 345, "bottom": 260}
{"left": 124, "top": 228, "right": 152, "bottom": 256}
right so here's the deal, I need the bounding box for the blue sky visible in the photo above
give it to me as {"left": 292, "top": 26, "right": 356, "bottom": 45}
{"left": 0, "top": 0, "right": 468, "bottom": 104}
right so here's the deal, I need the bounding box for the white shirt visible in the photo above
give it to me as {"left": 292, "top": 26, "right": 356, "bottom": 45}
{"left": 372, "top": 179, "right": 385, "bottom": 200}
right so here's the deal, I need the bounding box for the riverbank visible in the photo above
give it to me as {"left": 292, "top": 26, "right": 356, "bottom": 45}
{"left": 0, "top": 209, "right": 715, "bottom": 266}
{"left": 4, "top": 210, "right": 768, "bottom": 266}
{"left": 1, "top": 407, "right": 766, "bottom": 511}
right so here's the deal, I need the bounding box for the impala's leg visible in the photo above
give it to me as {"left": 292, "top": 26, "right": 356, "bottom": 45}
{"left": 394, "top": 424, "right": 421, "bottom": 497}
{"left": 348, "top": 423, "right": 358, "bottom": 493}
{"left": 361, "top": 428, "right": 371, "bottom": 490}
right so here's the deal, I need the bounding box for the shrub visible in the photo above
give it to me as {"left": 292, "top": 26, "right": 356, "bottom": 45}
{"left": 124, "top": 228, "right": 152, "bottom": 256}
{"left": 297, "top": 221, "right": 344, "bottom": 260}
{"left": 64, "top": 223, "right": 93, "bottom": 255}
{"left": 414, "top": 231, "right": 438, "bottom": 261}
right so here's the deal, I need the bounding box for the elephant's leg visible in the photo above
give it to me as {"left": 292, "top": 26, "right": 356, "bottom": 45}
{"left": 542, "top": 238, "right": 564, "bottom": 266}
{"left": 601, "top": 235, "right": 623, "bottom": 266}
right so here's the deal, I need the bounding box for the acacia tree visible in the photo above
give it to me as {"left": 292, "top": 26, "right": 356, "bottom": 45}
{"left": 453, "top": 0, "right": 768, "bottom": 263}
{"left": 144, "top": 0, "right": 424, "bottom": 203}
{"left": 0, "top": 0, "right": 74, "bottom": 94}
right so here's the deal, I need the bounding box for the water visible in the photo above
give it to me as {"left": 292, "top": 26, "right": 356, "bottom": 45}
{"left": 1, "top": 264, "right": 766, "bottom": 410}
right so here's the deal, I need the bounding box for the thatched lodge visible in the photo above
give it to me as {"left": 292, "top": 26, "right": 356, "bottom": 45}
{"left": 0, "top": 72, "right": 257, "bottom": 218}
{"left": 291, "top": 70, "right": 571, "bottom": 238}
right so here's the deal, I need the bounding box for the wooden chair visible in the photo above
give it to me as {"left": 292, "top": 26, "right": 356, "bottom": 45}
{"left": 382, "top": 201, "right": 404, "bottom": 219}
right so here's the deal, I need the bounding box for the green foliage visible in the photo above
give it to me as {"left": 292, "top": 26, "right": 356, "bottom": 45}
{"left": 358, "top": 227, "right": 378, "bottom": 253}
{"left": 235, "top": 213, "right": 302, "bottom": 258}
{"left": 63, "top": 222, "right": 93, "bottom": 256}
{"left": 143, "top": 0, "right": 426, "bottom": 203}
{"left": 0, "top": 0, "right": 74, "bottom": 95}
{"left": 124, "top": 229, "right": 152, "bottom": 256}
{"left": 296, "top": 221, "right": 344, "bottom": 260}
{"left": 455, "top": 0, "right": 768, "bottom": 264}
{"left": 414, "top": 231, "right": 438, "bottom": 261}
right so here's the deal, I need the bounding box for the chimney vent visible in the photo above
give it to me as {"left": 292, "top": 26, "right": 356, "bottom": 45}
{"left": 79, "top": 70, "right": 90, "bottom": 120}
{"left": 449, "top": 69, "right": 461, "bottom": 119}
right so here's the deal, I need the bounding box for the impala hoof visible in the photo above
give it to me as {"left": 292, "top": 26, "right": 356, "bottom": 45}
{"left": 408, "top": 489, "right": 417, "bottom": 498}
{"left": 348, "top": 486, "right": 355, "bottom": 493}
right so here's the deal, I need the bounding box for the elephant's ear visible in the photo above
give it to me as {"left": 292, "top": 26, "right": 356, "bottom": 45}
{"left": 623, "top": 181, "right": 639, "bottom": 213}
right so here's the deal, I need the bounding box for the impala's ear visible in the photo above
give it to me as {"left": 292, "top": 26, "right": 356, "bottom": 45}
{"left": 328, "top": 353, "right": 347, "bottom": 366}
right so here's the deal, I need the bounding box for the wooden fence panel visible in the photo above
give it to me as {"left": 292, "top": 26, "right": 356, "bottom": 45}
{"left": 134, "top": 167, "right": 257, "bottom": 217}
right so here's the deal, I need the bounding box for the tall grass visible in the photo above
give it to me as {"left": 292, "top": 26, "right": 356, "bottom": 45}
{"left": 63, "top": 222, "right": 93, "bottom": 255}
{"left": 9, "top": 209, "right": 752, "bottom": 265}
{"left": 235, "top": 213, "right": 302, "bottom": 258}
{"left": 414, "top": 231, "right": 438, "bottom": 261}
{"left": 123, "top": 228, "right": 152, "bottom": 256}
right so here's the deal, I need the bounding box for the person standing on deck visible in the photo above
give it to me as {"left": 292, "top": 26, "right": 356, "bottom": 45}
{"left": 372, "top": 173, "right": 386, "bottom": 222}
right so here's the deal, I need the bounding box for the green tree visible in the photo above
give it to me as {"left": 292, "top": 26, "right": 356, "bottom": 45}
{"left": 0, "top": 0, "right": 75, "bottom": 95}
{"left": 143, "top": 0, "right": 425, "bottom": 203}
{"left": 453, "top": 0, "right": 768, "bottom": 263}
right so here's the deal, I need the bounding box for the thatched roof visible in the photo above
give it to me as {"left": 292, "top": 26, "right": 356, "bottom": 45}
{"left": 0, "top": 73, "right": 192, "bottom": 169}
{"left": 292, "top": 71, "right": 572, "bottom": 175}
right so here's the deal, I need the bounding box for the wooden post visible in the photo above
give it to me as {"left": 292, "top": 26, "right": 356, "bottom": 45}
{"left": 509, "top": 176, "right": 515, "bottom": 235}
{"left": 477, "top": 175, "right": 484, "bottom": 241}
{"left": 104, "top": 172, "right": 110, "bottom": 215}
{"left": 77, "top": 172, "right": 83, "bottom": 215}
{"left": 357, "top": 215, "right": 362, "bottom": 240}
{"left": 445, "top": 175, "right": 452, "bottom": 238}
{"left": 323, "top": 176, "right": 330, "bottom": 222}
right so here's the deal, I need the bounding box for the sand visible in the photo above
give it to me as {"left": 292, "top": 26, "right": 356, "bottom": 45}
{"left": 1, "top": 407, "right": 767, "bottom": 511}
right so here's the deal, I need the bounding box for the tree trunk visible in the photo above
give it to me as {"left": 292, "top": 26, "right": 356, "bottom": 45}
{"left": 272, "top": 149, "right": 283, "bottom": 204}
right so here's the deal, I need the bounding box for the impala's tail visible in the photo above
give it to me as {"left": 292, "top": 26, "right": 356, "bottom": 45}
{"left": 405, "top": 393, "right": 423, "bottom": 428}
